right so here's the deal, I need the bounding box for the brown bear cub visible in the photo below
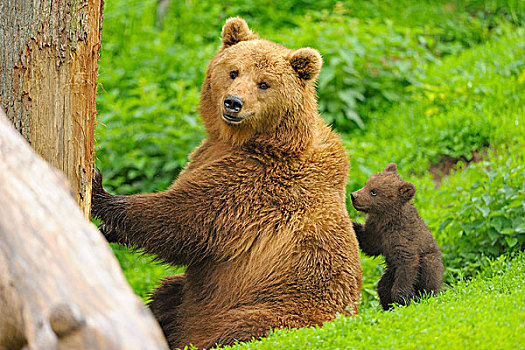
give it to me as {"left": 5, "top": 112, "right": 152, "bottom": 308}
{"left": 91, "top": 17, "right": 362, "bottom": 349}
{"left": 351, "top": 163, "right": 443, "bottom": 310}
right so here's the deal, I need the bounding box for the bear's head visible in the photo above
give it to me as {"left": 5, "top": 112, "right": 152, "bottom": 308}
{"left": 351, "top": 163, "right": 416, "bottom": 214}
{"left": 199, "top": 17, "right": 322, "bottom": 152}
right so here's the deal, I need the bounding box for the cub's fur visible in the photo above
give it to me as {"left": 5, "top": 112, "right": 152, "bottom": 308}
{"left": 351, "top": 163, "right": 443, "bottom": 310}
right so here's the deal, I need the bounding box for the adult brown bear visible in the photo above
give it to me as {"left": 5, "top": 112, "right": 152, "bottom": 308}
{"left": 92, "top": 17, "right": 362, "bottom": 349}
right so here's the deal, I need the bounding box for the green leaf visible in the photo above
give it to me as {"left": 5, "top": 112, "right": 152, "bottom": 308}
{"left": 508, "top": 199, "right": 524, "bottom": 209}
{"left": 502, "top": 185, "right": 517, "bottom": 199}
{"left": 476, "top": 205, "right": 490, "bottom": 218}
{"left": 492, "top": 217, "right": 503, "bottom": 232}
{"left": 482, "top": 193, "right": 493, "bottom": 205}
{"left": 487, "top": 228, "right": 500, "bottom": 241}
{"left": 438, "top": 218, "right": 453, "bottom": 232}
{"left": 515, "top": 223, "right": 525, "bottom": 234}
{"left": 505, "top": 236, "right": 518, "bottom": 248}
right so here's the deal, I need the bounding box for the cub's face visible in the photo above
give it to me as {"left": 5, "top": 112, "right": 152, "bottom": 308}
{"left": 200, "top": 17, "right": 322, "bottom": 145}
{"left": 351, "top": 163, "right": 416, "bottom": 214}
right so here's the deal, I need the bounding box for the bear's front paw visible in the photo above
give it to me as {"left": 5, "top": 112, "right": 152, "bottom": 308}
{"left": 352, "top": 221, "right": 364, "bottom": 233}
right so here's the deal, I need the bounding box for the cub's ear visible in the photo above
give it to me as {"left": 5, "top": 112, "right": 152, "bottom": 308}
{"left": 399, "top": 182, "right": 416, "bottom": 202}
{"left": 288, "top": 48, "right": 323, "bottom": 81}
{"left": 221, "top": 17, "right": 258, "bottom": 47}
{"left": 384, "top": 163, "right": 398, "bottom": 173}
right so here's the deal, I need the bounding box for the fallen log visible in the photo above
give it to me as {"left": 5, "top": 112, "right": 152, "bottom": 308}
{"left": 0, "top": 109, "right": 168, "bottom": 349}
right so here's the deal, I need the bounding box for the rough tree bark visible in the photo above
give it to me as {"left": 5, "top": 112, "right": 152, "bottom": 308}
{"left": 0, "top": 0, "right": 103, "bottom": 216}
{"left": 0, "top": 110, "right": 168, "bottom": 349}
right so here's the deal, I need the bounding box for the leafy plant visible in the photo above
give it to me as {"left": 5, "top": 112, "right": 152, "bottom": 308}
{"left": 277, "top": 15, "right": 436, "bottom": 131}
{"left": 434, "top": 160, "right": 525, "bottom": 279}
{"left": 96, "top": 78, "right": 204, "bottom": 194}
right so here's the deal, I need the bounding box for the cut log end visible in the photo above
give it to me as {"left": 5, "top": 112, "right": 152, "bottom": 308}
{"left": 49, "top": 303, "right": 85, "bottom": 338}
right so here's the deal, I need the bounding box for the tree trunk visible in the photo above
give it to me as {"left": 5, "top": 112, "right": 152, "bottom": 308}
{"left": 156, "top": 0, "right": 171, "bottom": 28}
{"left": 0, "top": 0, "right": 103, "bottom": 216}
{"left": 0, "top": 110, "right": 168, "bottom": 350}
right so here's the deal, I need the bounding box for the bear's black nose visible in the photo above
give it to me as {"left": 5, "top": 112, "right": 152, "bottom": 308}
{"left": 224, "top": 95, "right": 243, "bottom": 113}
{"left": 350, "top": 193, "right": 356, "bottom": 202}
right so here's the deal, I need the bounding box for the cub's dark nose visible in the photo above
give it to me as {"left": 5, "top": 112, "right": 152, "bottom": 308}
{"left": 351, "top": 193, "right": 356, "bottom": 202}
{"left": 224, "top": 94, "right": 243, "bottom": 113}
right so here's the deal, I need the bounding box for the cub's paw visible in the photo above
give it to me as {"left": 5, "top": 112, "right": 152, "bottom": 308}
{"left": 352, "top": 221, "right": 364, "bottom": 233}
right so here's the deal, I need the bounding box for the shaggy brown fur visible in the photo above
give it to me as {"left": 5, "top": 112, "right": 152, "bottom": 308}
{"left": 91, "top": 17, "right": 362, "bottom": 349}
{"left": 350, "top": 163, "right": 443, "bottom": 310}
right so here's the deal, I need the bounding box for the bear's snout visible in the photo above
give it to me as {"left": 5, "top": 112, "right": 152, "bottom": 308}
{"left": 224, "top": 94, "right": 243, "bottom": 114}
{"left": 351, "top": 192, "right": 360, "bottom": 208}
{"left": 351, "top": 191, "right": 364, "bottom": 211}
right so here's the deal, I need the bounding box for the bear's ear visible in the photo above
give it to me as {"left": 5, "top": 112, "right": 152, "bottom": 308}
{"left": 288, "top": 48, "right": 323, "bottom": 81}
{"left": 399, "top": 182, "right": 416, "bottom": 202}
{"left": 384, "top": 163, "right": 398, "bottom": 173}
{"left": 221, "top": 17, "right": 258, "bottom": 47}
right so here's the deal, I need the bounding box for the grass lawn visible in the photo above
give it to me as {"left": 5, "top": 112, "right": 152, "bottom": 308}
{"left": 225, "top": 253, "right": 525, "bottom": 349}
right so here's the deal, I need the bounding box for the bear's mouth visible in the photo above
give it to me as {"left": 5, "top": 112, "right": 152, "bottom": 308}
{"left": 351, "top": 197, "right": 365, "bottom": 212}
{"left": 353, "top": 205, "right": 365, "bottom": 212}
{"left": 222, "top": 113, "right": 244, "bottom": 123}
{"left": 222, "top": 112, "right": 254, "bottom": 124}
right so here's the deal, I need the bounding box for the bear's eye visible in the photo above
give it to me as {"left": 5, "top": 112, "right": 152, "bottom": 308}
{"left": 370, "top": 189, "right": 377, "bottom": 196}
{"left": 229, "top": 70, "right": 238, "bottom": 79}
{"left": 257, "top": 82, "right": 270, "bottom": 90}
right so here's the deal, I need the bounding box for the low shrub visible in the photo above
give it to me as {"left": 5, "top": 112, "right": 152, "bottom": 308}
{"left": 96, "top": 0, "right": 522, "bottom": 193}
{"left": 429, "top": 157, "right": 525, "bottom": 280}
{"left": 96, "top": 79, "right": 203, "bottom": 194}
{"left": 345, "top": 26, "right": 524, "bottom": 192}
{"left": 278, "top": 14, "right": 435, "bottom": 131}
{"left": 346, "top": 28, "right": 524, "bottom": 285}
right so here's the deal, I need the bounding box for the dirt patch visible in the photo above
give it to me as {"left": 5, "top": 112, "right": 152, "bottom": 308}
{"left": 429, "top": 149, "right": 487, "bottom": 188}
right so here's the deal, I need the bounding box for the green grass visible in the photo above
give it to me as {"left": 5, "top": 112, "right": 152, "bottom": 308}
{"left": 225, "top": 253, "right": 525, "bottom": 349}
{"left": 95, "top": 1, "right": 525, "bottom": 345}
{"left": 344, "top": 24, "right": 524, "bottom": 190}
{"left": 111, "top": 245, "right": 184, "bottom": 301}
